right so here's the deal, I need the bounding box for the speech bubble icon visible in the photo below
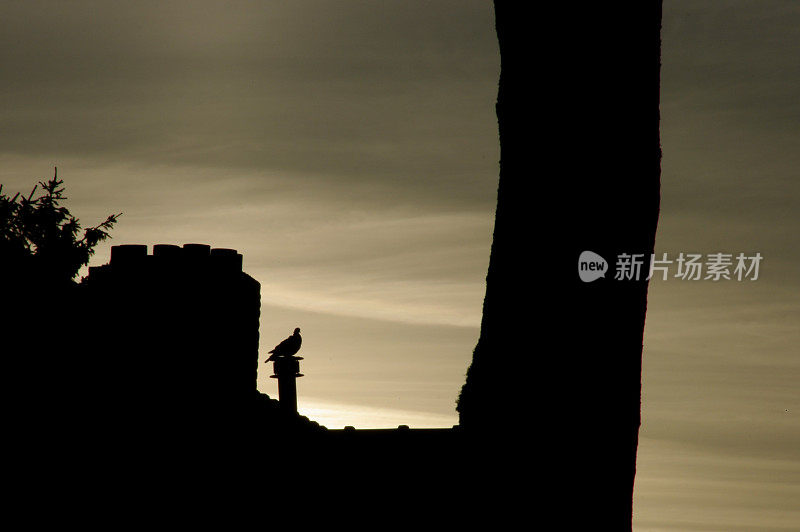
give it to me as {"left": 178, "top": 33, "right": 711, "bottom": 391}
{"left": 578, "top": 250, "right": 608, "bottom": 282}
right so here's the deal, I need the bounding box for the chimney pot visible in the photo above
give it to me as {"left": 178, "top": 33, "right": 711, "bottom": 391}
{"left": 182, "top": 243, "right": 211, "bottom": 261}
{"left": 211, "top": 248, "right": 243, "bottom": 272}
{"left": 110, "top": 244, "right": 147, "bottom": 266}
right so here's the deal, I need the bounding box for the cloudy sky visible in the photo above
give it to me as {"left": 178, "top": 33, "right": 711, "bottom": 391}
{"left": 1, "top": 1, "right": 797, "bottom": 529}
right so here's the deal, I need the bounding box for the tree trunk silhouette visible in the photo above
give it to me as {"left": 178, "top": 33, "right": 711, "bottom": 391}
{"left": 458, "top": 3, "right": 662, "bottom": 528}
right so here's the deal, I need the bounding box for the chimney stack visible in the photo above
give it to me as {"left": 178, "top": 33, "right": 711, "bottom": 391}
{"left": 271, "top": 356, "right": 304, "bottom": 413}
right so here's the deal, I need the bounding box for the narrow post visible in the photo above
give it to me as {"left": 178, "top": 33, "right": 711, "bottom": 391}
{"left": 270, "top": 356, "right": 304, "bottom": 412}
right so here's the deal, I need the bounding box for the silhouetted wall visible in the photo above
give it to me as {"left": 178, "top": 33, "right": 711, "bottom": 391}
{"left": 458, "top": 2, "right": 662, "bottom": 529}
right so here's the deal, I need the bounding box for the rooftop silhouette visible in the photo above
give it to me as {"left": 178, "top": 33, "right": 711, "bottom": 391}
{"left": 2, "top": 3, "right": 663, "bottom": 526}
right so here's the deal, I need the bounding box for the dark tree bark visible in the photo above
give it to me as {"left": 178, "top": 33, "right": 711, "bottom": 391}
{"left": 458, "top": 3, "right": 662, "bottom": 528}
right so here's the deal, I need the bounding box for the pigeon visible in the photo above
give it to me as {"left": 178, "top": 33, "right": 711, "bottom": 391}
{"left": 265, "top": 328, "right": 302, "bottom": 362}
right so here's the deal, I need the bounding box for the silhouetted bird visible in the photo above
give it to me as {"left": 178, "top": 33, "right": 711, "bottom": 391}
{"left": 265, "top": 328, "right": 302, "bottom": 362}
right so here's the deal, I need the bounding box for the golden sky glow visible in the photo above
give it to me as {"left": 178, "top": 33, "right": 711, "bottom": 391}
{"left": 1, "top": 1, "right": 797, "bottom": 528}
